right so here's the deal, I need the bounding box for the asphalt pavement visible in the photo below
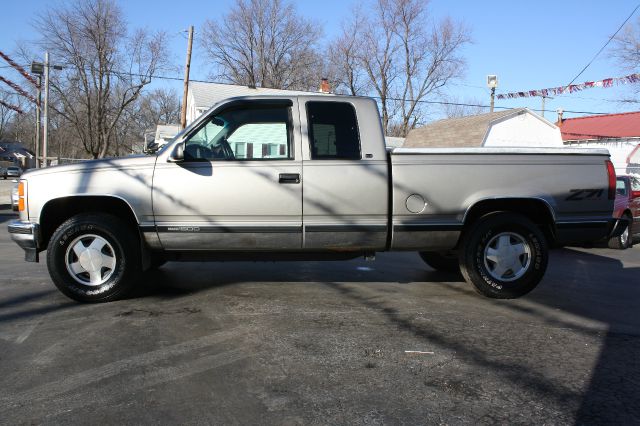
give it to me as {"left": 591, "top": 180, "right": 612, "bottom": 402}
{"left": 0, "top": 205, "right": 639, "bottom": 424}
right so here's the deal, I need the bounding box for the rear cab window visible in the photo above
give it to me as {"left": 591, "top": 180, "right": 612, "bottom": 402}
{"left": 306, "top": 102, "right": 361, "bottom": 160}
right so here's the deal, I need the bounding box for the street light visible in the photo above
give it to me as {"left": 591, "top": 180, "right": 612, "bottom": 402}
{"left": 487, "top": 75, "right": 498, "bottom": 113}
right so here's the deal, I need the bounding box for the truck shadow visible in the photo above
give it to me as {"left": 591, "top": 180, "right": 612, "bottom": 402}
{"left": 309, "top": 248, "right": 638, "bottom": 424}
{"left": 133, "top": 252, "right": 464, "bottom": 299}
{"left": 136, "top": 247, "right": 639, "bottom": 423}
{"left": 134, "top": 247, "right": 640, "bottom": 422}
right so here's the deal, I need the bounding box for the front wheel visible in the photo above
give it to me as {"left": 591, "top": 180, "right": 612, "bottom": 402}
{"left": 459, "top": 213, "right": 548, "bottom": 299}
{"left": 47, "top": 213, "right": 140, "bottom": 302}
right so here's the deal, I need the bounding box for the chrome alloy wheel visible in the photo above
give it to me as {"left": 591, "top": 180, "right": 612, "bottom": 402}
{"left": 483, "top": 232, "right": 532, "bottom": 282}
{"left": 620, "top": 225, "right": 629, "bottom": 247}
{"left": 65, "top": 234, "right": 117, "bottom": 286}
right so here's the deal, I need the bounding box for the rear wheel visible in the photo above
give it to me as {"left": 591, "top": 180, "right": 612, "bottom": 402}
{"left": 459, "top": 213, "right": 548, "bottom": 299}
{"left": 419, "top": 251, "right": 459, "bottom": 272}
{"left": 608, "top": 214, "right": 632, "bottom": 249}
{"left": 47, "top": 213, "right": 140, "bottom": 302}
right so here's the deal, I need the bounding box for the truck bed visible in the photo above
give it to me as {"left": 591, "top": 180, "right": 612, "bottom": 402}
{"left": 389, "top": 147, "right": 613, "bottom": 250}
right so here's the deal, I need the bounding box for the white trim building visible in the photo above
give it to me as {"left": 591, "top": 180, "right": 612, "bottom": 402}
{"left": 403, "top": 108, "right": 563, "bottom": 148}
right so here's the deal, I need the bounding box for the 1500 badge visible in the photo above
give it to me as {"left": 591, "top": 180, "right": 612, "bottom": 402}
{"left": 167, "top": 226, "right": 201, "bottom": 232}
{"left": 565, "top": 189, "right": 604, "bottom": 201}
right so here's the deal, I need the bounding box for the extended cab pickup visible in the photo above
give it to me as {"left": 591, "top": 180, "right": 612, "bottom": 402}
{"left": 8, "top": 95, "right": 623, "bottom": 302}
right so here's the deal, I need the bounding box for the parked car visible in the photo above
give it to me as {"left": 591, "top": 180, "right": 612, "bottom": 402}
{"left": 8, "top": 95, "right": 622, "bottom": 303}
{"left": 10, "top": 181, "right": 19, "bottom": 211}
{"left": 608, "top": 175, "right": 640, "bottom": 248}
{"left": 6, "top": 166, "right": 21, "bottom": 178}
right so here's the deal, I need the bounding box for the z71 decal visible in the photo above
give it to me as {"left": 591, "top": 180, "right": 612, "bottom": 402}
{"left": 566, "top": 189, "right": 604, "bottom": 201}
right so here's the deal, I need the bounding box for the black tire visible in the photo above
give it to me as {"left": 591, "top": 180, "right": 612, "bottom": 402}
{"left": 459, "top": 212, "right": 548, "bottom": 299}
{"left": 419, "top": 251, "right": 459, "bottom": 272}
{"left": 608, "top": 214, "right": 632, "bottom": 249}
{"left": 149, "top": 255, "right": 167, "bottom": 269}
{"left": 46, "top": 213, "right": 140, "bottom": 303}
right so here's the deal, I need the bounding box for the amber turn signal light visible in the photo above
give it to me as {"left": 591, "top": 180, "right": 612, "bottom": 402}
{"left": 18, "top": 182, "right": 25, "bottom": 211}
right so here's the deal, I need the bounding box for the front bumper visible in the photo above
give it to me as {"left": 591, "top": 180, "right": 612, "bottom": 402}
{"left": 7, "top": 220, "right": 40, "bottom": 262}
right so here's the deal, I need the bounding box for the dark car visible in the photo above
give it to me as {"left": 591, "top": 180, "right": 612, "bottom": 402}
{"left": 6, "top": 166, "right": 21, "bottom": 178}
{"left": 609, "top": 175, "right": 640, "bottom": 248}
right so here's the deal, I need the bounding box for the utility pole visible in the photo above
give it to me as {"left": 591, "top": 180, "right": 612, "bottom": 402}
{"left": 31, "top": 61, "right": 44, "bottom": 169}
{"left": 35, "top": 75, "right": 42, "bottom": 168}
{"left": 43, "top": 52, "right": 49, "bottom": 168}
{"left": 540, "top": 95, "right": 553, "bottom": 119}
{"left": 180, "top": 26, "right": 194, "bottom": 129}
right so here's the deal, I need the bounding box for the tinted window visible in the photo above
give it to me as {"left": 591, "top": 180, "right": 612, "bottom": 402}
{"left": 616, "top": 178, "right": 628, "bottom": 196}
{"left": 307, "top": 102, "right": 361, "bottom": 160}
{"left": 185, "top": 106, "right": 291, "bottom": 161}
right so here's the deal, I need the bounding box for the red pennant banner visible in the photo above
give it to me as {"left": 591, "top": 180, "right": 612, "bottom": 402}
{"left": 0, "top": 50, "right": 39, "bottom": 88}
{"left": 495, "top": 73, "right": 640, "bottom": 100}
{"left": 0, "top": 76, "right": 37, "bottom": 104}
{"left": 0, "top": 99, "right": 24, "bottom": 114}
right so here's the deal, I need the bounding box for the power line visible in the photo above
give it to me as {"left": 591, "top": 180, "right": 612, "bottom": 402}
{"left": 0, "top": 60, "right": 615, "bottom": 115}
{"left": 566, "top": 3, "right": 640, "bottom": 87}
{"left": 376, "top": 95, "right": 609, "bottom": 115}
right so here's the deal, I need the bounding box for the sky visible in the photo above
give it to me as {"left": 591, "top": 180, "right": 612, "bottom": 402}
{"left": 1, "top": 0, "right": 639, "bottom": 121}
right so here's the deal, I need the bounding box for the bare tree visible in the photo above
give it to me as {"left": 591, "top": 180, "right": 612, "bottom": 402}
{"left": 35, "top": 0, "right": 167, "bottom": 158}
{"left": 334, "top": 0, "right": 470, "bottom": 136}
{"left": 612, "top": 16, "right": 640, "bottom": 100}
{"left": 138, "top": 87, "right": 181, "bottom": 126}
{"left": 0, "top": 91, "right": 18, "bottom": 140}
{"left": 201, "top": 0, "right": 322, "bottom": 90}
{"left": 111, "top": 87, "right": 181, "bottom": 156}
{"left": 441, "top": 96, "right": 488, "bottom": 118}
{"left": 327, "top": 7, "right": 370, "bottom": 96}
{"left": 613, "top": 16, "right": 640, "bottom": 71}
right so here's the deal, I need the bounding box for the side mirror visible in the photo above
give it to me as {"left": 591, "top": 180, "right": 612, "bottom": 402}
{"left": 168, "top": 142, "right": 185, "bottom": 163}
{"left": 632, "top": 190, "right": 640, "bottom": 199}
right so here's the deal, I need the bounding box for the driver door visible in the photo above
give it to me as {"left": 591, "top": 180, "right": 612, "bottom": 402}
{"left": 152, "top": 99, "right": 303, "bottom": 251}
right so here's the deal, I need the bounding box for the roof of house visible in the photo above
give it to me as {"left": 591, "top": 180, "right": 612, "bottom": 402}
{"left": 403, "top": 108, "right": 530, "bottom": 148}
{"left": 0, "top": 141, "right": 34, "bottom": 158}
{"left": 560, "top": 111, "right": 640, "bottom": 141}
{"left": 188, "top": 81, "right": 330, "bottom": 109}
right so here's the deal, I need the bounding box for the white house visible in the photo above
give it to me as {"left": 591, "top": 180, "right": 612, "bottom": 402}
{"left": 403, "top": 108, "right": 563, "bottom": 148}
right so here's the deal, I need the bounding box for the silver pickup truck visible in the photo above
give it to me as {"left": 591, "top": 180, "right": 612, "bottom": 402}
{"left": 9, "top": 95, "right": 623, "bottom": 302}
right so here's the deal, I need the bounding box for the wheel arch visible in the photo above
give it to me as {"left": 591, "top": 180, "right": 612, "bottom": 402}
{"left": 39, "top": 195, "right": 140, "bottom": 249}
{"left": 461, "top": 198, "right": 556, "bottom": 244}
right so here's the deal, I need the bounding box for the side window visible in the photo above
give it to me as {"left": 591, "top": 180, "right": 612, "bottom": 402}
{"left": 307, "top": 102, "right": 361, "bottom": 160}
{"left": 185, "top": 106, "right": 291, "bottom": 161}
{"left": 616, "top": 178, "right": 628, "bottom": 196}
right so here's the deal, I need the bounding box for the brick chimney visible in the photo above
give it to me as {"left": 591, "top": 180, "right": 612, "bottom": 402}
{"left": 555, "top": 108, "right": 564, "bottom": 127}
{"left": 319, "top": 78, "right": 331, "bottom": 94}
